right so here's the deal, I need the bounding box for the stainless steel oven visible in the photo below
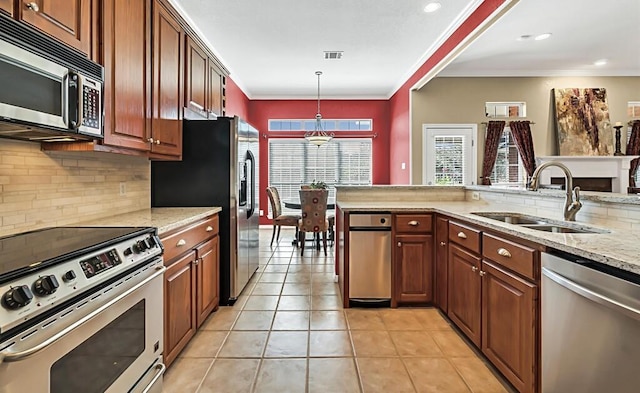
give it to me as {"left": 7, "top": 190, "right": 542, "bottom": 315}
{"left": 0, "top": 15, "right": 103, "bottom": 142}
{"left": 0, "top": 227, "right": 165, "bottom": 393}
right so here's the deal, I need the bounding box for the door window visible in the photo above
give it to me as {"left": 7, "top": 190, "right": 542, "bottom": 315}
{"left": 423, "top": 124, "right": 477, "bottom": 185}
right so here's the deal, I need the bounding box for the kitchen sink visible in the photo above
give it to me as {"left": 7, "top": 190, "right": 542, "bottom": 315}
{"left": 517, "top": 224, "right": 607, "bottom": 234}
{"left": 471, "top": 212, "right": 550, "bottom": 225}
{"left": 471, "top": 212, "right": 610, "bottom": 234}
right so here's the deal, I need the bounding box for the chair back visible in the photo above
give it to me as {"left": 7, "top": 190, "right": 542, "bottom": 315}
{"left": 299, "top": 189, "right": 328, "bottom": 232}
{"left": 266, "top": 186, "right": 283, "bottom": 218}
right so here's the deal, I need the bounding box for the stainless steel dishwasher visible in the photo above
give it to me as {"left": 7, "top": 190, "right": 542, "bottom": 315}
{"left": 348, "top": 213, "right": 391, "bottom": 306}
{"left": 542, "top": 250, "right": 640, "bottom": 393}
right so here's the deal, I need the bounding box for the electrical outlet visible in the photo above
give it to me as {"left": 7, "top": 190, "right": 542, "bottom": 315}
{"left": 401, "top": 162, "right": 406, "bottom": 170}
{"left": 471, "top": 191, "right": 480, "bottom": 200}
{"left": 259, "top": 209, "right": 264, "bottom": 216}
{"left": 119, "top": 182, "right": 126, "bottom": 196}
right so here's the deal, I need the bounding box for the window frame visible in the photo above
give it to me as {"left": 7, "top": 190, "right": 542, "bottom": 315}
{"left": 489, "top": 126, "right": 525, "bottom": 186}
{"left": 422, "top": 124, "right": 478, "bottom": 186}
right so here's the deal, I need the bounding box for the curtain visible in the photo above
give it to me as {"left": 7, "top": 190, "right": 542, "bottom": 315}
{"left": 480, "top": 121, "right": 506, "bottom": 185}
{"left": 626, "top": 120, "right": 640, "bottom": 189}
{"left": 509, "top": 121, "right": 537, "bottom": 182}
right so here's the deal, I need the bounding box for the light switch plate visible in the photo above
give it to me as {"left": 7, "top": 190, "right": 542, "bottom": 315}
{"left": 471, "top": 191, "right": 480, "bottom": 200}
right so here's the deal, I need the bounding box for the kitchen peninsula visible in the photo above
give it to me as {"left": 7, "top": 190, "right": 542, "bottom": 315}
{"left": 335, "top": 185, "right": 640, "bottom": 393}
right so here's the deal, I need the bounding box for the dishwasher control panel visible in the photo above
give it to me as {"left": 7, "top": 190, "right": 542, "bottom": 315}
{"left": 349, "top": 213, "right": 392, "bottom": 228}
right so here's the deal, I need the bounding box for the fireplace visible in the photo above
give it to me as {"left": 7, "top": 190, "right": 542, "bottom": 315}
{"left": 535, "top": 156, "right": 639, "bottom": 193}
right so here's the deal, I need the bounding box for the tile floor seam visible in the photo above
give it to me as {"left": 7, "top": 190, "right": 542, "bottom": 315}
{"left": 194, "top": 358, "right": 216, "bottom": 393}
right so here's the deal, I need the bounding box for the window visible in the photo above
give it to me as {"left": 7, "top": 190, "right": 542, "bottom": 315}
{"left": 485, "top": 102, "right": 527, "bottom": 118}
{"left": 268, "top": 138, "right": 372, "bottom": 216}
{"left": 268, "top": 119, "right": 372, "bottom": 131}
{"left": 423, "top": 124, "right": 477, "bottom": 185}
{"left": 490, "top": 127, "right": 524, "bottom": 185}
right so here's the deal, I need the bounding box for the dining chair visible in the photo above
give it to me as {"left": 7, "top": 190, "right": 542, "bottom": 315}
{"left": 266, "top": 187, "right": 301, "bottom": 246}
{"left": 298, "top": 189, "right": 329, "bottom": 256}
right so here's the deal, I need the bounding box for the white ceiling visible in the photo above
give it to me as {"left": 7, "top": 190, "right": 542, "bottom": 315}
{"left": 171, "top": 0, "right": 480, "bottom": 99}
{"left": 438, "top": 0, "right": 640, "bottom": 77}
{"left": 171, "top": 0, "right": 640, "bottom": 99}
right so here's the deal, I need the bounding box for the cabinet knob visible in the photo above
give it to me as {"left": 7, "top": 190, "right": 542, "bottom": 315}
{"left": 457, "top": 231, "right": 467, "bottom": 239}
{"left": 471, "top": 266, "right": 478, "bottom": 272}
{"left": 176, "top": 239, "right": 186, "bottom": 247}
{"left": 147, "top": 137, "right": 154, "bottom": 143}
{"left": 155, "top": 140, "right": 161, "bottom": 145}
{"left": 193, "top": 258, "right": 200, "bottom": 266}
{"left": 206, "top": 226, "right": 213, "bottom": 232}
{"left": 397, "top": 242, "right": 402, "bottom": 247}
{"left": 497, "top": 248, "right": 512, "bottom": 258}
{"left": 479, "top": 271, "right": 486, "bottom": 277}
{"left": 439, "top": 241, "right": 446, "bottom": 246}
{"left": 408, "top": 220, "right": 419, "bottom": 226}
{"left": 26, "top": 2, "right": 39, "bottom": 12}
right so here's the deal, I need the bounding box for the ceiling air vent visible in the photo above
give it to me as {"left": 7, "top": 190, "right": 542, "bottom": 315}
{"left": 324, "top": 51, "right": 343, "bottom": 60}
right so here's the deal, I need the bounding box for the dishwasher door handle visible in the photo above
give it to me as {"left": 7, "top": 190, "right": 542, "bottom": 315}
{"left": 542, "top": 267, "right": 640, "bottom": 322}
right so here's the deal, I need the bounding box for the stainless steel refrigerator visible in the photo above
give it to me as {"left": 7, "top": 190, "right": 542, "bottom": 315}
{"left": 151, "top": 116, "right": 259, "bottom": 305}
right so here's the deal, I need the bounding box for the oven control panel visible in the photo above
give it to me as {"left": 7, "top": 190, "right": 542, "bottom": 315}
{"left": 0, "top": 233, "right": 163, "bottom": 335}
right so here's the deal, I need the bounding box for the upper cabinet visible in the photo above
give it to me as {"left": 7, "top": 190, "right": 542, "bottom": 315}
{"left": 101, "top": 0, "right": 152, "bottom": 151}
{"left": 151, "top": 0, "right": 183, "bottom": 157}
{"left": 207, "top": 61, "right": 224, "bottom": 117}
{"left": 18, "top": 0, "right": 91, "bottom": 55}
{"left": 185, "top": 36, "right": 208, "bottom": 119}
{"left": 0, "top": 0, "right": 13, "bottom": 16}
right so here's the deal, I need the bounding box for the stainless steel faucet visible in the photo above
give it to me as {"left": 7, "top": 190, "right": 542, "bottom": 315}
{"left": 528, "top": 161, "right": 582, "bottom": 221}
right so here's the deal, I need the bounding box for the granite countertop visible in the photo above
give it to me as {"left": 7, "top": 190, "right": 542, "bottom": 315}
{"left": 337, "top": 200, "right": 640, "bottom": 275}
{"left": 77, "top": 207, "right": 221, "bottom": 235}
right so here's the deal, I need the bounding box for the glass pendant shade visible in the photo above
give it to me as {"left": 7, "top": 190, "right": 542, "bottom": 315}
{"left": 304, "top": 71, "right": 334, "bottom": 146}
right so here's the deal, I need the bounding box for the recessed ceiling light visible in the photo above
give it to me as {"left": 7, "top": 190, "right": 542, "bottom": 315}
{"left": 594, "top": 59, "right": 608, "bottom": 66}
{"left": 534, "top": 33, "right": 552, "bottom": 41}
{"left": 424, "top": 2, "right": 442, "bottom": 13}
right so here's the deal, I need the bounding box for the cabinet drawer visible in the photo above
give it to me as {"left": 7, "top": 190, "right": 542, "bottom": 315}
{"left": 449, "top": 221, "right": 481, "bottom": 254}
{"left": 394, "top": 214, "right": 432, "bottom": 233}
{"left": 482, "top": 233, "right": 536, "bottom": 280}
{"left": 162, "top": 215, "right": 219, "bottom": 262}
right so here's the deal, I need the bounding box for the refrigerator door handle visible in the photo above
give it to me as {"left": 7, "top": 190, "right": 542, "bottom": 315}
{"left": 246, "top": 150, "right": 256, "bottom": 218}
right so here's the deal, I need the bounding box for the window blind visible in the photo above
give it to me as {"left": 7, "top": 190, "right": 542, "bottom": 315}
{"left": 268, "top": 138, "right": 372, "bottom": 216}
{"left": 491, "top": 127, "right": 524, "bottom": 185}
{"left": 434, "top": 135, "right": 465, "bottom": 185}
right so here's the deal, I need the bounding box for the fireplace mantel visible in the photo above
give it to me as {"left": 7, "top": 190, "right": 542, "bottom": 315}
{"left": 535, "top": 156, "right": 639, "bottom": 193}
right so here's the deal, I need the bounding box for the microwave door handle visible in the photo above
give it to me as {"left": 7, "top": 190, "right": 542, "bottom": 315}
{"left": 75, "top": 74, "right": 84, "bottom": 129}
{"left": 62, "top": 73, "right": 70, "bottom": 128}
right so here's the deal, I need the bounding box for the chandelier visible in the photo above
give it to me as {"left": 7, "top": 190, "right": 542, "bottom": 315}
{"left": 304, "top": 71, "right": 334, "bottom": 146}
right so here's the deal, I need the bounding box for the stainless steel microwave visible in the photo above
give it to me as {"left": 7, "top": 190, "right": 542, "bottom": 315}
{"left": 0, "top": 16, "right": 104, "bottom": 142}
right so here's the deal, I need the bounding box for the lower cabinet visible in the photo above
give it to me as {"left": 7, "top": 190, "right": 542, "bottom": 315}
{"left": 162, "top": 214, "right": 220, "bottom": 368}
{"left": 394, "top": 234, "right": 433, "bottom": 304}
{"left": 164, "top": 251, "right": 197, "bottom": 367}
{"left": 482, "top": 260, "right": 537, "bottom": 393}
{"left": 434, "top": 216, "right": 449, "bottom": 312}
{"left": 196, "top": 236, "right": 219, "bottom": 327}
{"left": 447, "top": 243, "right": 482, "bottom": 346}
{"left": 446, "top": 219, "right": 539, "bottom": 393}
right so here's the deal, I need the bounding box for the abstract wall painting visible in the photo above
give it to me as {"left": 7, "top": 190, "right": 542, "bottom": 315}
{"left": 553, "top": 88, "right": 613, "bottom": 156}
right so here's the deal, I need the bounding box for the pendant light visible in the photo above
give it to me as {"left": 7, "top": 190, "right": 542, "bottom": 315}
{"left": 304, "top": 71, "right": 334, "bottom": 146}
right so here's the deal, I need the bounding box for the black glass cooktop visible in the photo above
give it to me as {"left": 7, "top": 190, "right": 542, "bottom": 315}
{"left": 0, "top": 227, "right": 156, "bottom": 284}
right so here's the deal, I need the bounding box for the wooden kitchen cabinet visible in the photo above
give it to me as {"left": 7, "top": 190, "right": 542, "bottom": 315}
{"left": 392, "top": 214, "right": 433, "bottom": 306}
{"left": 196, "top": 236, "right": 219, "bottom": 327}
{"left": 434, "top": 216, "right": 448, "bottom": 312}
{"left": 17, "top": 0, "right": 91, "bottom": 55}
{"left": 101, "top": 0, "right": 152, "bottom": 151}
{"left": 0, "top": 0, "right": 13, "bottom": 16}
{"left": 185, "top": 35, "right": 208, "bottom": 118}
{"left": 207, "top": 62, "right": 223, "bottom": 117}
{"left": 162, "top": 213, "right": 220, "bottom": 368}
{"left": 151, "top": 0, "right": 183, "bottom": 157}
{"left": 482, "top": 260, "right": 537, "bottom": 393}
{"left": 448, "top": 242, "right": 482, "bottom": 346}
{"left": 164, "top": 250, "right": 197, "bottom": 368}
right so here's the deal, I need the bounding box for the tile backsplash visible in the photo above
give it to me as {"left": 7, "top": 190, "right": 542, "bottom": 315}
{"left": 0, "top": 139, "right": 150, "bottom": 236}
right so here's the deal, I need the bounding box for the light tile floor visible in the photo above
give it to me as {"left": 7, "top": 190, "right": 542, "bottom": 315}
{"left": 164, "top": 227, "right": 512, "bottom": 393}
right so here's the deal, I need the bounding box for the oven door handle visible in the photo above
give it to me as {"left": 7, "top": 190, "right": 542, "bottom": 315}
{"left": 141, "top": 362, "right": 166, "bottom": 393}
{"left": 0, "top": 265, "right": 166, "bottom": 363}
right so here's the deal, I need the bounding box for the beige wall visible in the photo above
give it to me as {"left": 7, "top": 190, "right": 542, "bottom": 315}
{"left": 410, "top": 76, "right": 640, "bottom": 184}
{"left": 0, "top": 139, "right": 150, "bottom": 236}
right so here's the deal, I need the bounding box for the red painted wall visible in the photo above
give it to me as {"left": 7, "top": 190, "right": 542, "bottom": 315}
{"left": 388, "top": 0, "right": 508, "bottom": 184}
{"left": 249, "top": 100, "right": 390, "bottom": 224}
{"left": 225, "top": 77, "right": 250, "bottom": 119}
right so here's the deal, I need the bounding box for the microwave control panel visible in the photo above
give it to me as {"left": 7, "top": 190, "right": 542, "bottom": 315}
{"left": 82, "top": 85, "right": 100, "bottom": 130}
